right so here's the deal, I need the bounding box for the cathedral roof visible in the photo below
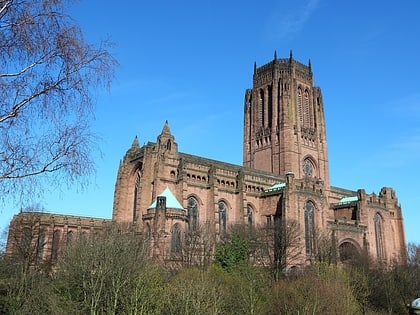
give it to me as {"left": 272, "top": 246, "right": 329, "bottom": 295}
{"left": 147, "top": 187, "right": 185, "bottom": 210}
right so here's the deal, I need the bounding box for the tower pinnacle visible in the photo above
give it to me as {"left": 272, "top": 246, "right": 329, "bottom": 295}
{"left": 161, "top": 120, "right": 171, "bottom": 136}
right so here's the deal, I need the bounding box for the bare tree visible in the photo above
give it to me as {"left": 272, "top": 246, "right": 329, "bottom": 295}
{"left": 0, "top": 0, "right": 117, "bottom": 201}
{"left": 245, "top": 220, "right": 302, "bottom": 278}
{"left": 218, "top": 221, "right": 302, "bottom": 279}
{"left": 0, "top": 210, "right": 60, "bottom": 313}
{"left": 56, "top": 223, "right": 165, "bottom": 314}
{"left": 407, "top": 242, "right": 420, "bottom": 267}
{"left": 313, "top": 229, "right": 337, "bottom": 265}
{"left": 183, "top": 222, "right": 215, "bottom": 268}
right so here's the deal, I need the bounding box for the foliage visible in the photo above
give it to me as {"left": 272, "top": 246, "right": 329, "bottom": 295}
{"left": 1, "top": 225, "right": 420, "bottom": 315}
{"left": 266, "top": 263, "right": 360, "bottom": 315}
{"left": 0, "top": 0, "right": 117, "bottom": 201}
{"left": 0, "top": 253, "right": 59, "bottom": 314}
{"left": 215, "top": 231, "right": 249, "bottom": 272}
{"left": 55, "top": 225, "right": 166, "bottom": 315}
{"left": 162, "top": 266, "right": 231, "bottom": 315}
{"left": 163, "top": 264, "right": 268, "bottom": 315}
{"left": 183, "top": 222, "right": 215, "bottom": 268}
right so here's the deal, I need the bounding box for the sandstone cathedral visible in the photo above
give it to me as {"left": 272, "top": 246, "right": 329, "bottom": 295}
{"left": 6, "top": 52, "right": 407, "bottom": 268}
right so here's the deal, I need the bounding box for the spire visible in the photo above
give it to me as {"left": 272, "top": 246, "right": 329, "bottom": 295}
{"left": 308, "top": 58, "right": 312, "bottom": 72}
{"left": 157, "top": 120, "right": 177, "bottom": 154}
{"left": 289, "top": 49, "right": 293, "bottom": 61}
{"left": 125, "top": 135, "right": 141, "bottom": 161}
{"left": 131, "top": 135, "right": 139, "bottom": 148}
{"left": 274, "top": 50, "right": 277, "bottom": 60}
{"left": 161, "top": 120, "right": 171, "bottom": 136}
{"left": 253, "top": 61, "right": 257, "bottom": 74}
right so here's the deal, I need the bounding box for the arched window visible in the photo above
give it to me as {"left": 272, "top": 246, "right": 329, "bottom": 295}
{"left": 274, "top": 195, "right": 284, "bottom": 267}
{"left": 374, "top": 213, "right": 385, "bottom": 259}
{"left": 21, "top": 228, "right": 32, "bottom": 259}
{"left": 51, "top": 229, "right": 61, "bottom": 264}
{"left": 247, "top": 204, "right": 253, "bottom": 227}
{"left": 36, "top": 229, "right": 45, "bottom": 264}
{"left": 304, "top": 201, "right": 315, "bottom": 255}
{"left": 66, "top": 230, "right": 74, "bottom": 246}
{"left": 259, "top": 89, "right": 264, "bottom": 127}
{"left": 133, "top": 170, "right": 141, "bottom": 223}
{"left": 218, "top": 201, "right": 227, "bottom": 234}
{"left": 339, "top": 241, "right": 360, "bottom": 263}
{"left": 304, "top": 89, "right": 310, "bottom": 127}
{"left": 303, "top": 158, "right": 314, "bottom": 178}
{"left": 145, "top": 224, "right": 151, "bottom": 254}
{"left": 297, "top": 88, "right": 303, "bottom": 125}
{"left": 171, "top": 224, "right": 181, "bottom": 256}
{"left": 268, "top": 85, "right": 273, "bottom": 128}
{"left": 187, "top": 196, "right": 198, "bottom": 232}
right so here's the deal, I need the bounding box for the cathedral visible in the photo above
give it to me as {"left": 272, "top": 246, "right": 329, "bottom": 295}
{"left": 6, "top": 52, "right": 407, "bottom": 268}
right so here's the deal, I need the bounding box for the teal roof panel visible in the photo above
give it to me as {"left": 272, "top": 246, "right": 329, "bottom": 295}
{"left": 337, "top": 196, "right": 358, "bottom": 205}
{"left": 148, "top": 187, "right": 185, "bottom": 210}
{"left": 265, "top": 182, "right": 286, "bottom": 192}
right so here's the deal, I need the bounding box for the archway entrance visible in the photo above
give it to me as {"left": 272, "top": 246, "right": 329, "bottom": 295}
{"left": 339, "top": 241, "right": 360, "bottom": 263}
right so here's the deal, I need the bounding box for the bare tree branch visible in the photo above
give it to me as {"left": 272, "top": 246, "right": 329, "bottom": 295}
{"left": 0, "top": 0, "right": 117, "bottom": 202}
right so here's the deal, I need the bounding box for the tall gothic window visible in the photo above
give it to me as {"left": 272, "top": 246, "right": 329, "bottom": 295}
{"left": 304, "top": 90, "right": 310, "bottom": 128}
{"left": 187, "top": 196, "right": 198, "bottom": 232}
{"left": 218, "top": 201, "right": 227, "bottom": 234}
{"left": 374, "top": 213, "right": 384, "bottom": 260}
{"left": 51, "top": 229, "right": 61, "bottom": 264}
{"left": 36, "top": 229, "right": 45, "bottom": 264}
{"left": 303, "top": 158, "right": 314, "bottom": 178}
{"left": 304, "top": 201, "right": 315, "bottom": 255}
{"left": 145, "top": 223, "right": 151, "bottom": 254}
{"left": 274, "top": 195, "right": 284, "bottom": 268}
{"left": 297, "top": 88, "right": 303, "bottom": 125}
{"left": 21, "top": 228, "right": 32, "bottom": 259}
{"left": 247, "top": 204, "right": 253, "bottom": 227}
{"left": 66, "top": 230, "right": 74, "bottom": 245}
{"left": 171, "top": 224, "right": 181, "bottom": 256}
{"left": 268, "top": 85, "right": 273, "bottom": 128}
{"left": 133, "top": 171, "right": 141, "bottom": 223}
{"left": 259, "top": 89, "right": 264, "bottom": 127}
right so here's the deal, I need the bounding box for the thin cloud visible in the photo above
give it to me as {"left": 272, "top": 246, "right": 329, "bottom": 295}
{"left": 266, "top": 0, "right": 320, "bottom": 39}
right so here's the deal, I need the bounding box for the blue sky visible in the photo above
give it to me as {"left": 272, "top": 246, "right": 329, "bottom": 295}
{"left": 2, "top": 0, "right": 420, "bottom": 244}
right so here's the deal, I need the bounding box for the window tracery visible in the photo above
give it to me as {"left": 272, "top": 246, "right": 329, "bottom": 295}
{"left": 218, "top": 201, "right": 227, "bottom": 234}
{"left": 171, "top": 224, "right": 181, "bottom": 256}
{"left": 304, "top": 201, "right": 315, "bottom": 255}
{"left": 187, "top": 196, "right": 198, "bottom": 232}
{"left": 374, "top": 213, "right": 385, "bottom": 259}
{"left": 247, "top": 204, "right": 253, "bottom": 227}
{"left": 304, "top": 89, "right": 310, "bottom": 128}
{"left": 36, "top": 229, "right": 45, "bottom": 264}
{"left": 303, "top": 158, "right": 314, "bottom": 177}
{"left": 297, "top": 87, "right": 303, "bottom": 125}
{"left": 51, "top": 229, "right": 60, "bottom": 263}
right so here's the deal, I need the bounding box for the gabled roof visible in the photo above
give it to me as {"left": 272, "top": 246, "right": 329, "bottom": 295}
{"left": 147, "top": 187, "right": 184, "bottom": 210}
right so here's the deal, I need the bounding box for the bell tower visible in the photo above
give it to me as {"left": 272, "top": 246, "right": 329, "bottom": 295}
{"left": 243, "top": 51, "right": 329, "bottom": 187}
